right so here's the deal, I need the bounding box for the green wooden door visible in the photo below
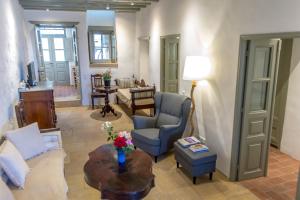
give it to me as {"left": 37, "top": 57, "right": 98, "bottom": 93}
{"left": 164, "top": 37, "right": 179, "bottom": 93}
{"left": 238, "top": 39, "right": 280, "bottom": 180}
{"left": 41, "top": 36, "right": 70, "bottom": 85}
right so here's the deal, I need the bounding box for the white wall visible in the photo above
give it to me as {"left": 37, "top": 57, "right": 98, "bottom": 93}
{"left": 138, "top": 40, "right": 150, "bottom": 83}
{"left": 135, "top": 0, "right": 300, "bottom": 176}
{"left": 281, "top": 38, "right": 300, "bottom": 160}
{"left": 0, "top": 0, "right": 32, "bottom": 135}
{"left": 86, "top": 10, "right": 115, "bottom": 26}
{"left": 24, "top": 10, "right": 136, "bottom": 105}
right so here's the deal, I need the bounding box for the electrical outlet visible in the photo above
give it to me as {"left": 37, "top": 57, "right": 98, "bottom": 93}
{"left": 199, "top": 136, "right": 206, "bottom": 144}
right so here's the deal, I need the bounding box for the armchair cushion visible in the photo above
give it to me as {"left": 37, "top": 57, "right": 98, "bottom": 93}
{"left": 133, "top": 116, "right": 156, "bottom": 129}
{"left": 131, "top": 129, "right": 160, "bottom": 146}
{"left": 156, "top": 113, "right": 180, "bottom": 128}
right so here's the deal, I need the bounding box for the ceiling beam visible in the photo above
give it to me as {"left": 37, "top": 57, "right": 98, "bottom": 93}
{"left": 19, "top": 0, "right": 158, "bottom": 12}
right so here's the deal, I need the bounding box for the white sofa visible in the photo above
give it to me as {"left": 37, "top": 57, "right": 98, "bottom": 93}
{"left": 2, "top": 130, "right": 68, "bottom": 200}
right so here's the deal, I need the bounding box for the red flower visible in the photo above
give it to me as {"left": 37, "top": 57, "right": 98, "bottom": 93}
{"left": 114, "top": 136, "right": 127, "bottom": 149}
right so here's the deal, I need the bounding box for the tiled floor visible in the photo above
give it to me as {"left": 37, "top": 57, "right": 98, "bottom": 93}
{"left": 241, "top": 147, "right": 299, "bottom": 200}
{"left": 56, "top": 106, "right": 259, "bottom": 200}
{"left": 54, "top": 85, "right": 80, "bottom": 101}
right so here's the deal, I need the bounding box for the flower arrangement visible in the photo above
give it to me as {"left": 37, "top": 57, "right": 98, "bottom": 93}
{"left": 102, "top": 70, "right": 112, "bottom": 81}
{"left": 102, "top": 121, "right": 134, "bottom": 153}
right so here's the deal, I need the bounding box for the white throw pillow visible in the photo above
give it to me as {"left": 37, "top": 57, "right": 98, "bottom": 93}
{"left": 0, "top": 140, "right": 30, "bottom": 188}
{"left": 0, "top": 178, "right": 15, "bottom": 200}
{"left": 6, "top": 123, "right": 47, "bottom": 160}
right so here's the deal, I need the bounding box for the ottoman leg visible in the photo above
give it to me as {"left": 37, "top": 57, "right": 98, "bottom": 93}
{"left": 193, "top": 177, "right": 196, "bottom": 184}
{"left": 209, "top": 172, "right": 213, "bottom": 180}
{"left": 154, "top": 156, "right": 158, "bottom": 163}
{"left": 176, "top": 162, "right": 179, "bottom": 168}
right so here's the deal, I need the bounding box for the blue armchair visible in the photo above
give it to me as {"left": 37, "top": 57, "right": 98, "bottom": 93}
{"left": 131, "top": 92, "right": 191, "bottom": 162}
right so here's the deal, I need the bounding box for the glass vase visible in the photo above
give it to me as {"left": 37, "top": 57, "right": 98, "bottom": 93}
{"left": 117, "top": 149, "right": 126, "bottom": 165}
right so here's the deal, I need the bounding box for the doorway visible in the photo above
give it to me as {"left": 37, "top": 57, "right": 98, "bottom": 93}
{"left": 231, "top": 33, "right": 300, "bottom": 181}
{"left": 160, "top": 35, "right": 180, "bottom": 93}
{"left": 35, "top": 26, "right": 81, "bottom": 104}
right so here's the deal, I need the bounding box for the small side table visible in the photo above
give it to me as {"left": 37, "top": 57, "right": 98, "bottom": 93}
{"left": 174, "top": 142, "right": 217, "bottom": 184}
{"left": 96, "top": 86, "right": 118, "bottom": 117}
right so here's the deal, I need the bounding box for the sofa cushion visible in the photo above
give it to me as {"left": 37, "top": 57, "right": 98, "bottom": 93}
{"left": 6, "top": 123, "right": 47, "bottom": 160}
{"left": 116, "top": 78, "right": 135, "bottom": 88}
{"left": 0, "top": 140, "right": 30, "bottom": 188}
{"left": 0, "top": 178, "right": 14, "bottom": 200}
{"left": 132, "top": 128, "right": 160, "bottom": 146}
{"left": 156, "top": 113, "right": 180, "bottom": 128}
{"left": 11, "top": 149, "right": 68, "bottom": 200}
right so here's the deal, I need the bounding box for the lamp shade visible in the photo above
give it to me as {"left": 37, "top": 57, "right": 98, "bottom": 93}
{"left": 183, "top": 56, "right": 211, "bottom": 81}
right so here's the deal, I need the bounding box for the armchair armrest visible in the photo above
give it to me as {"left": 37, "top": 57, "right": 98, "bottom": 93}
{"left": 133, "top": 115, "right": 157, "bottom": 129}
{"left": 159, "top": 123, "right": 183, "bottom": 154}
{"left": 159, "top": 124, "right": 181, "bottom": 137}
{"left": 41, "top": 130, "right": 63, "bottom": 150}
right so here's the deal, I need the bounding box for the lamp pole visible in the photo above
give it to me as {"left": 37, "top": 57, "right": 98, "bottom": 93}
{"left": 189, "top": 80, "right": 197, "bottom": 136}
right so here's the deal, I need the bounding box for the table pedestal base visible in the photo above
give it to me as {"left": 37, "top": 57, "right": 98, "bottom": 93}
{"left": 100, "top": 104, "right": 117, "bottom": 117}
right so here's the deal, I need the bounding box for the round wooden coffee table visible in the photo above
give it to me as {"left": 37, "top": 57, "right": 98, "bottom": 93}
{"left": 84, "top": 144, "right": 155, "bottom": 200}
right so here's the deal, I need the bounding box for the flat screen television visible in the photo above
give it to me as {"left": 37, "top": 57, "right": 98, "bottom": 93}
{"left": 27, "top": 61, "right": 36, "bottom": 86}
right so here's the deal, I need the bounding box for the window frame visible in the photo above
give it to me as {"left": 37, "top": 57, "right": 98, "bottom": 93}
{"left": 88, "top": 26, "right": 117, "bottom": 65}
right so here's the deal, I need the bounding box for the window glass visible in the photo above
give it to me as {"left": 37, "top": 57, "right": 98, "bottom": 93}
{"left": 88, "top": 28, "right": 117, "bottom": 64}
{"left": 55, "top": 50, "right": 65, "bottom": 61}
{"left": 43, "top": 50, "right": 50, "bottom": 62}
{"left": 95, "top": 49, "right": 102, "bottom": 60}
{"left": 41, "top": 38, "right": 49, "bottom": 49}
{"left": 54, "top": 38, "right": 64, "bottom": 49}
{"left": 102, "top": 34, "right": 110, "bottom": 47}
{"left": 102, "top": 48, "right": 110, "bottom": 60}
{"left": 94, "top": 34, "right": 102, "bottom": 47}
{"left": 40, "top": 29, "right": 65, "bottom": 35}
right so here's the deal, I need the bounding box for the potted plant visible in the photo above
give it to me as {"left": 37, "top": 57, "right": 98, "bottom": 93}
{"left": 102, "top": 70, "right": 112, "bottom": 87}
{"left": 102, "top": 122, "right": 134, "bottom": 166}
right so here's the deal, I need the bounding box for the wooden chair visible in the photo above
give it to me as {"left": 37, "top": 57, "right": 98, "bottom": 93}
{"left": 91, "top": 74, "right": 105, "bottom": 109}
{"left": 15, "top": 101, "right": 27, "bottom": 128}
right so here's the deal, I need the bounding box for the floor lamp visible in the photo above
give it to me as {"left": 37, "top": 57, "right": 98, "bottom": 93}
{"left": 183, "top": 56, "right": 211, "bottom": 136}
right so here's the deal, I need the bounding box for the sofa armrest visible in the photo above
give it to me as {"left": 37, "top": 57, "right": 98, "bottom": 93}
{"left": 42, "top": 130, "right": 63, "bottom": 150}
{"left": 133, "top": 115, "right": 156, "bottom": 129}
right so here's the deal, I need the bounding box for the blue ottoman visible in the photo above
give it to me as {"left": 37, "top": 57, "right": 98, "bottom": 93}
{"left": 174, "top": 142, "right": 217, "bottom": 184}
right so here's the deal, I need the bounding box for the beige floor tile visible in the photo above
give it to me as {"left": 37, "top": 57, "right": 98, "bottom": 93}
{"left": 56, "top": 106, "right": 258, "bottom": 200}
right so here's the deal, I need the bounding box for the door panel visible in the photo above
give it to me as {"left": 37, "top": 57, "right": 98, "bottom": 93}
{"left": 164, "top": 37, "right": 179, "bottom": 93}
{"left": 41, "top": 36, "right": 70, "bottom": 85}
{"left": 238, "top": 39, "right": 280, "bottom": 180}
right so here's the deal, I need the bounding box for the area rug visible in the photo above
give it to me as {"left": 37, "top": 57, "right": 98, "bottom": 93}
{"left": 90, "top": 110, "right": 122, "bottom": 121}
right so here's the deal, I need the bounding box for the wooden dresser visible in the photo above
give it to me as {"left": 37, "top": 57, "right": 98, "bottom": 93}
{"left": 19, "top": 81, "right": 57, "bottom": 129}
